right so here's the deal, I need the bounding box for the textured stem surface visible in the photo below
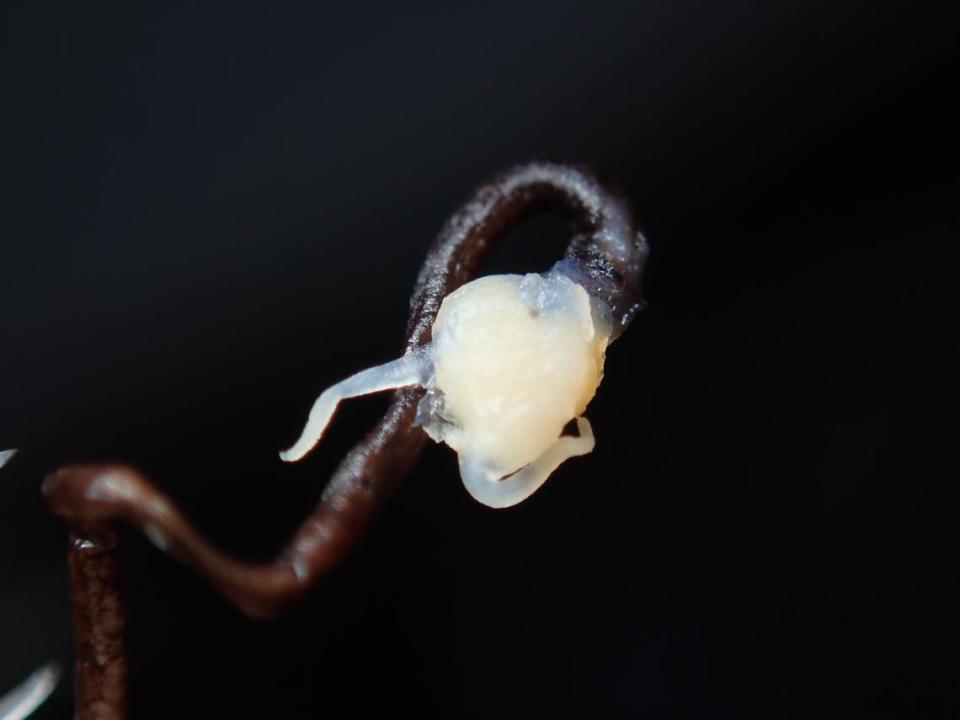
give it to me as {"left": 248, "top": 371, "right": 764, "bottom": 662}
{"left": 67, "top": 524, "right": 127, "bottom": 720}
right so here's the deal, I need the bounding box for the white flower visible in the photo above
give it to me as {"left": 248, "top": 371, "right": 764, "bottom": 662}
{"left": 280, "top": 269, "right": 608, "bottom": 508}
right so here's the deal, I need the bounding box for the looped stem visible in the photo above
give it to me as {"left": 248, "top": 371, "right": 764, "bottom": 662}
{"left": 43, "top": 162, "right": 648, "bottom": 718}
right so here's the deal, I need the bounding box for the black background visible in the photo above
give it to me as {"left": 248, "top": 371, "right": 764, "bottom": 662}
{"left": 1, "top": 1, "right": 957, "bottom": 718}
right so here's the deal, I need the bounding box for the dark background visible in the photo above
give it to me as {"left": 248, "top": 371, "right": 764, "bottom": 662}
{"left": 1, "top": 1, "right": 957, "bottom": 717}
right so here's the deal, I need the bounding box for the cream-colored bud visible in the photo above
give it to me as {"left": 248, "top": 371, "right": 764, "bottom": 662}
{"left": 422, "top": 272, "right": 607, "bottom": 478}
{"left": 281, "top": 271, "right": 609, "bottom": 508}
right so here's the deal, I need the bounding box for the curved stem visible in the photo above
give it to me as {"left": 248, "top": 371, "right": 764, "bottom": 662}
{"left": 43, "top": 161, "right": 648, "bottom": 717}
{"left": 407, "top": 162, "right": 648, "bottom": 344}
{"left": 45, "top": 161, "right": 647, "bottom": 618}
{"left": 44, "top": 394, "right": 425, "bottom": 620}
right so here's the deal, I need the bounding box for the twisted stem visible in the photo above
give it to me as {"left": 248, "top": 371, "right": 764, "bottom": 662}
{"left": 43, "top": 162, "right": 648, "bottom": 718}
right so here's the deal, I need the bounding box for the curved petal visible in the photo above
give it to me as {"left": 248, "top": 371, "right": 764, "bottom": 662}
{"left": 280, "top": 348, "right": 432, "bottom": 462}
{"left": 459, "top": 417, "right": 595, "bottom": 508}
{"left": 0, "top": 449, "right": 17, "bottom": 471}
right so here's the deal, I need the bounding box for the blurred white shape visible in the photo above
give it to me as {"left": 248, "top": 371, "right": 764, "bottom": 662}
{"left": 0, "top": 456, "right": 59, "bottom": 720}
{"left": 0, "top": 663, "right": 60, "bottom": 720}
{"left": 0, "top": 449, "right": 16, "bottom": 471}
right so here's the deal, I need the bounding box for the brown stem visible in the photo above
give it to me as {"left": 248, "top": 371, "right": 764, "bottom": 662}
{"left": 67, "top": 524, "right": 127, "bottom": 720}
{"left": 44, "top": 161, "right": 649, "bottom": 718}
{"left": 44, "top": 395, "right": 426, "bottom": 620}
